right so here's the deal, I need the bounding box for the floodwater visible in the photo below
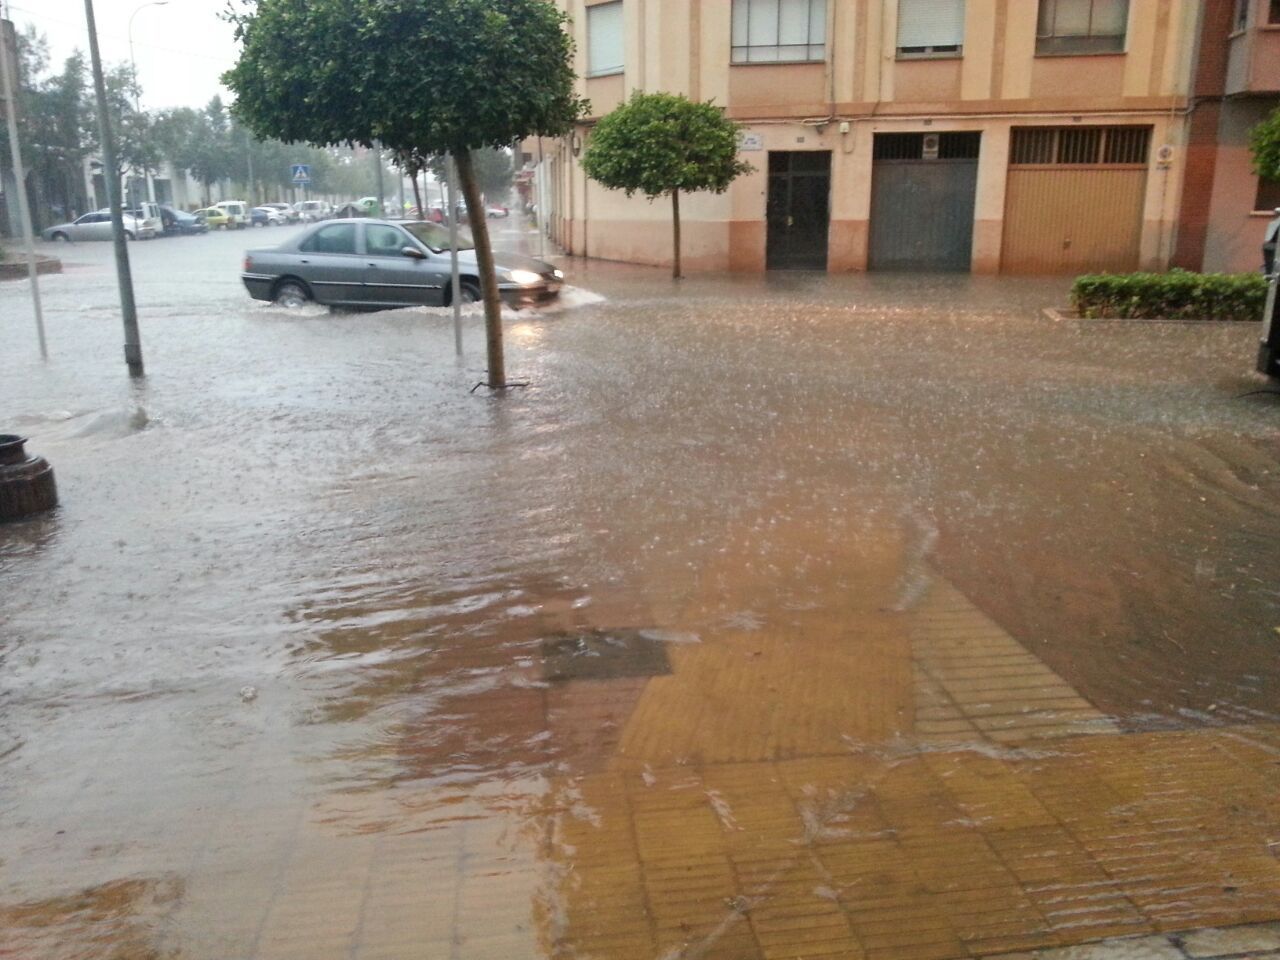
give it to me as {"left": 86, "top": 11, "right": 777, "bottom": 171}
{"left": 2, "top": 223, "right": 1279, "bottom": 960}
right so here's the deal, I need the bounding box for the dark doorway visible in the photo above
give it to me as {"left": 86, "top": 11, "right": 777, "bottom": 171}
{"left": 868, "top": 132, "right": 980, "bottom": 272}
{"left": 766, "top": 151, "right": 831, "bottom": 271}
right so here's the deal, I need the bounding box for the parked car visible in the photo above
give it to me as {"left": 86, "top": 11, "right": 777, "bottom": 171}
{"left": 485, "top": 204, "right": 509, "bottom": 219}
{"left": 330, "top": 202, "right": 366, "bottom": 219}
{"left": 262, "top": 202, "right": 299, "bottom": 223}
{"left": 194, "top": 207, "right": 231, "bottom": 230}
{"left": 251, "top": 206, "right": 287, "bottom": 227}
{"left": 41, "top": 209, "right": 157, "bottom": 242}
{"left": 294, "top": 200, "right": 331, "bottom": 222}
{"left": 125, "top": 201, "right": 163, "bottom": 238}
{"left": 241, "top": 218, "right": 563, "bottom": 309}
{"left": 214, "top": 200, "right": 250, "bottom": 229}
{"left": 158, "top": 205, "right": 208, "bottom": 235}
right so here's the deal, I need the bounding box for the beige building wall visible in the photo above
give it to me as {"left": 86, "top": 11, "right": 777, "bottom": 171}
{"left": 545, "top": 0, "right": 1199, "bottom": 274}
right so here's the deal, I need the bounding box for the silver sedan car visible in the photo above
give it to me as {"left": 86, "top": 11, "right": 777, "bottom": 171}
{"left": 241, "top": 218, "right": 563, "bottom": 309}
{"left": 41, "top": 210, "right": 157, "bottom": 242}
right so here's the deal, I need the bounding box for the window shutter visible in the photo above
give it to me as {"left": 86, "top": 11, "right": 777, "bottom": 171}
{"left": 897, "top": 0, "right": 966, "bottom": 48}
{"left": 587, "top": 2, "right": 625, "bottom": 76}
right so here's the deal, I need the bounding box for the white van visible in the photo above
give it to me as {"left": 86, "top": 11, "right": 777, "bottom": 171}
{"left": 214, "top": 200, "right": 250, "bottom": 229}
{"left": 293, "top": 200, "right": 331, "bottom": 223}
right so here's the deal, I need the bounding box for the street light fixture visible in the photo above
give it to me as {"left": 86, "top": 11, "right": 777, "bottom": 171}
{"left": 127, "top": 0, "right": 168, "bottom": 113}
{"left": 127, "top": 0, "right": 168, "bottom": 205}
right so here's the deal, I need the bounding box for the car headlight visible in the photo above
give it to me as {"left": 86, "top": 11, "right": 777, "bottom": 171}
{"left": 507, "top": 269, "right": 541, "bottom": 285}
{"left": 553, "top": 269, "right": 564, "bottom": 280}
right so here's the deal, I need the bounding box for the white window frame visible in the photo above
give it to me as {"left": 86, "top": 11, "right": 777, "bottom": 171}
{"left": 896, "top": 0, "right": 966, "bottom": 59}
{"left": 1233, "top": 0, "right": 1250, "bottom": 32}
{"left": 1036, "top": 0, "right": 1129, "bottom": 55}
{"left": 586, "top": 1, "right": 624, "bottom": 78}
{"left": 731, "top": 0, "right": 827, "bottom": 65}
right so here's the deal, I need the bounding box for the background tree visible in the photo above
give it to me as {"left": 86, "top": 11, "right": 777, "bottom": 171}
{"left": 224, "top": 0, "right": 586, "bottom": 389}
{"left": 583, "top": 92, "right": 751, "bottom": 279}
{"left": 1251, "top": 107, "right": 1280, "bottom": 184}
{"left": 429, "top": 148, "right": 515, "bottom": 203}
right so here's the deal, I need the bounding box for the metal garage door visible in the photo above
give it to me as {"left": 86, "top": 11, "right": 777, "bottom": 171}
{"left": 1001, "top": 126, "right": 1150, "bottom": 274}
{"left": 868, "top": 132, "right": 980, "bottom": 272}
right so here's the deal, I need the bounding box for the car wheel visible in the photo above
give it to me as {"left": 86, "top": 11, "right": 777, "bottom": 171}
{"left": 125, "top": 230, "right": 136, "bottom": 240}
{"left": 274, "top": 279, "right": 311, "bottom": 308}
{"left": 51, "top": 231, "right": 69, "bottom": 242}
{"left": 457, "top": 281, "right": 481, "bottom": 305}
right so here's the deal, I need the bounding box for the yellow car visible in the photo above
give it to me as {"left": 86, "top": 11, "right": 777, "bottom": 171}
{"left": 194, "top": 207, "right": 230, "bottom": 230}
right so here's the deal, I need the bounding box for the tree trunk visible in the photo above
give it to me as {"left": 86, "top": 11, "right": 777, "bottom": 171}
{"left": 672, "top": 187, "right": 682, "bottom": 280}
{"left": 454, "top": 148, "right": 506, "bottom": 388}
{"left": 410, "top": 170, "right": 423, "bottom": 217}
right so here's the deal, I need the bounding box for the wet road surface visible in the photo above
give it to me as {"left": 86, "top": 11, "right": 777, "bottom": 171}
{"left": 2, "top": 223, "right": 1279, "bottom": 959}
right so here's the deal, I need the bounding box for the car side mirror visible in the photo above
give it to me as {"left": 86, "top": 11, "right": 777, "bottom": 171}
{"left": 402, "top": 246, "right": 426, "bottom": 259}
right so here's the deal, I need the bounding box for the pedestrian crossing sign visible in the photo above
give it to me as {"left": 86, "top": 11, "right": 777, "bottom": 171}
{"left": 291, "top": 164, "right": 311, "bottom": 183}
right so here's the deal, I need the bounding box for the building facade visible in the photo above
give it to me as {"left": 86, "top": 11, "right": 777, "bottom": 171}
{"left": 534, "top": 0, "right": 1242, "bottom": 275}
{"left": 1174, "top": 0, "right": 1280, "bottom": 273}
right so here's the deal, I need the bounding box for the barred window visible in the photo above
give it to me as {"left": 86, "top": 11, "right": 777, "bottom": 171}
{"left": 1036, "top": 0, "right": 1128, "bottom": 55}
{"left": 1010, "top": 127, "right": 1150, "bottom": 166}
{"left": 731, "top": 0, "right": 826, "bottom": 64}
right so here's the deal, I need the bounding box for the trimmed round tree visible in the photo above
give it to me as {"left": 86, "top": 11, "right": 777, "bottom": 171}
{"left": 582, "top": 92, "right": 752, "bottom": 279}
{"left": 223, "top": 0, "right": 585, "bottom": 389}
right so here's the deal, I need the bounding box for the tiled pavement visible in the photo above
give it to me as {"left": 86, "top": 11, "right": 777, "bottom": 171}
{"left": 5, "top": 518, "right": 1279, "bottom": 959}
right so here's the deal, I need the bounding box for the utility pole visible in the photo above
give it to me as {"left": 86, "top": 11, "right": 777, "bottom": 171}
{"left": 0, "top": 12, "right": 47, "bottom": 359}
{"left": 373, "top": 142, "right": 384, "bottom": 215}
{"left": 86, "top": 0, "right": 144, "bottom": 376}
{"left": 245, "top": 130, "right": 255, "bottom": 204}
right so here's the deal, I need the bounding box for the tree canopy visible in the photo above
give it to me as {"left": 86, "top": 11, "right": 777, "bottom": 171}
{"left": 223, "top": 0, "right": 584, "bottom": 155}
{"left": 583, "top": 91, "right": 751, "bottom": 277}
{"left": 1251, "top": 107, "right": 1280, "bottom": 182}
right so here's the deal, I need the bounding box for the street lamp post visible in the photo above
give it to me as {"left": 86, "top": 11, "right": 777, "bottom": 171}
{"left": 127, "top": 0, "right": 168, "bottom": 205}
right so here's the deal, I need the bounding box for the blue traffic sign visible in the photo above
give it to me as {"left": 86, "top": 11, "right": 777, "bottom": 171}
{"left": 291, "top": 163, "right": 311, "bottom": 183}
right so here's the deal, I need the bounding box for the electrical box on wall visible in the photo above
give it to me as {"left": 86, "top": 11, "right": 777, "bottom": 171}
{"left": 923, "top": 134, "right": 940, "bottom": 160}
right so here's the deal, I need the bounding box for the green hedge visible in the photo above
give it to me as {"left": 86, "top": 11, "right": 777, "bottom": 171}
{"left": 1070, "top": 269, "right": 1268, "bottom": 322}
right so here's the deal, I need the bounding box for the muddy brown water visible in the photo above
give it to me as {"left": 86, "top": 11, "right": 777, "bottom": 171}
{"left": 2, "top": 228, "right": 1279, "bottom": 958}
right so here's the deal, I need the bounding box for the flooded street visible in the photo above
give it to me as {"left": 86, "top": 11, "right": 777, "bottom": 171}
{"left": 2, "top": 224, "right": 1279, "bottom": 959}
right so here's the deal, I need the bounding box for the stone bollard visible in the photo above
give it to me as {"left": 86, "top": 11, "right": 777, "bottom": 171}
{"left": 0, "top": 435, "right": 58, "bottom": 521}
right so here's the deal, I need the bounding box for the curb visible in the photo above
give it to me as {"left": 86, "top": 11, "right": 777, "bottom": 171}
{"left": 1041, "top": 306, "right": 1259, "bottom": 325}
{"left": 0, "top": 256, "right": 63, "bottom": 282}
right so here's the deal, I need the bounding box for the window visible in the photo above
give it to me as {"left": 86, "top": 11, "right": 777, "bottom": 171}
{"left": 731, "top": 0, "right": 826, "bottom": 64}
{"left": 586, "top": 1, "right": 624, "bottom": 77}
{"left": 300, "top": 223, "right": 358, "bottom": 254}
{"left": 897, "top": 0, "right": 965, "bottom": 57}
{"left": 1271, "top": 0, "right": 1280, "bottom": 24}
{"left": 366, "top": 224, "right": 409, "bottom": 256}
{"left": 1036, "top": 0, "right": 1128, "bottom": 54}
{"left": 1234, "top": 0, "right": 1250, "bottom": 31}
{"left": 1009, "top": 126, "right": 1150, "bottom": 165}
{"left": 1258, "top": 177, "right": 1280, "bottom": 213}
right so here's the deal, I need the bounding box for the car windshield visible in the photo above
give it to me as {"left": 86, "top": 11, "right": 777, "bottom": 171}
{"left": 402, "top": 221, "right": 474, "bottom": 253}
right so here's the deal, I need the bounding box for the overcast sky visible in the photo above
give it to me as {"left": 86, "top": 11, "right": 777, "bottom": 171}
{"left": 7, "top": 0, "right": 239, "bottom": 109}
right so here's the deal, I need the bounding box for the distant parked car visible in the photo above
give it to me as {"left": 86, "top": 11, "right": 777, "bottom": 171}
{"left": 251, "top": 206, "right": 287, "bottom": 227}
{"left": 294, "top": 200, "right": 331, "bottom": 222}
{"left": 214, "top": 200, "right": 250, "bottom": 229}
{"left": 485, "top": 204, "right": 509, "bottom": 219}
{"left": 194, "top": 207, "right": 231, "bottom": 230}
{"left": 262, "top": 202, "right": 299, "bottom": 223}
{"left": 41, "top": 209, "right": 156, "bottom": 242}
{"left": 158, "top": 206, "right": 209, "bottom": 235}
{"left": 330, "top": 202, "right": 366, "bottom": 219}
{"left": 241, "top": 218, "right": 563, "bottom": 309}
{"left": 125, "top": 202, "right": 163, "bottom": 238}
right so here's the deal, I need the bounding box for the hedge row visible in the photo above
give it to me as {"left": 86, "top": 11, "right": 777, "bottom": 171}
{"left": 1070, "top": 269, "right": 1268, "bottom": 322}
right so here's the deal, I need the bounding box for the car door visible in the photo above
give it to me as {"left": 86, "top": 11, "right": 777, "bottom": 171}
{"left": 294, "top": 222, "right": 365, "bottom": 303}
{"left": 70, "top": 213, "right": 106, "bottom": 240}
{"left": 361, "top": 223, "right": 446, "bottom": 306}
